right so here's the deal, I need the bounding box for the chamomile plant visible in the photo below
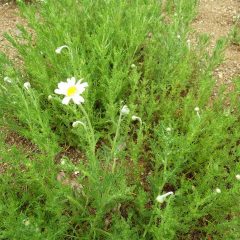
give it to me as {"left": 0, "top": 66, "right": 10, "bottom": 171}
{"left": 0, "top": 0, "right": 239, "bottom": 239}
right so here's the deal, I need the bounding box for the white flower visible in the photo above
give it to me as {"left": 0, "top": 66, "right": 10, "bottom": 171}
{"left": 194, "top": 107, "right": 200, "bottom": 112}
{"left": 61, "top": 159, "right": 66, "bottom": 165}
{"left": 74, "top": 170, "right": 80, "bottom": 175}
{"left": 54, "top": 77, "right": 88, "bottom": 105}
{"left": 132, "top": 115, "right": 142, "bottom": 124}
{"left": 166, "top": 127, "right": 172, "bottom": 132}
{"left": 236, "top": 174, "right": 240, "bottom": 180}
{"left": 194, "top": 107, "right": 201, "bottom": 118}
{"left": 121, "top": 105, "right": 130, "bottom": 115}
{"left": 55, "top": 45, "right": 69, "bottom": 54}
{"left": 23, "top": 82, "right": 31, "bottom": 90}
{"left": 72, "top": 120, "right": 85, "bottom": 128}
{"left": 156, "top": 191, "right": 174, "bottom": 203}
{"left": 131, "top": 64, "right": 136, "bottom": 69}
{"left": 4, "top": 76, "right": 12, "bottom": 83}
{"left": 177, "top": 34, "right": 181, "bottom": 39}
{"left": 215, "top": 188, "right": 221, "bottom": 194}
{"left": 48, "top": 95, "right": 53, "bottom": 101}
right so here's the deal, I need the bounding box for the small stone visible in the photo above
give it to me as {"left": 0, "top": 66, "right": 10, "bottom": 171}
{"left": 218, "top": 72, "right": 223, "bottom": 79}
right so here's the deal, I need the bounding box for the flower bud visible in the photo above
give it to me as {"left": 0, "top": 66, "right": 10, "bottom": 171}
{"left": 23, "top": 82, "right": 31, "bottom": 90}
{"left": 156, "top": 191, "right": 174, "bottom": 203}
{"left": 72, "top": 120, "right": 86, "bottom": 128}
{"left": 55, "top": 45, "right": 69, "bottom": 54}
{"left": 121, "top": 105, "right": 130, "bottom": 115}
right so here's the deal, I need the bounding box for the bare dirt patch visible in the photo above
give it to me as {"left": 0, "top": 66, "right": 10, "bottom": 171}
{"left": 0, "top": 1, "right": 25, "bottom": 60}
{"left": 192, "top": 0, "right": 240, "bottom": 87}
{"left": 4, "top": 130, "right": 39, "bottom": 155}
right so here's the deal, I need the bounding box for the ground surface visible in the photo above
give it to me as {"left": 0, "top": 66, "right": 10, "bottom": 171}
{"left": 0, "top": 1, "right": 25, "bottom": 61}
{"left": 192, "top": 0, "right": 240, "bottom": 89}
{"left": 1, "top": 0, "right": 239, "bottom": 83}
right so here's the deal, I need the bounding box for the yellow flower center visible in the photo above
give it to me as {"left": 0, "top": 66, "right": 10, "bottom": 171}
{"left": 67, "top": 86, "right": 77, "bottom": 97}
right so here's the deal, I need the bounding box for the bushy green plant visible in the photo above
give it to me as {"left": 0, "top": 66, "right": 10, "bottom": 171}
{"left": 0, "top": 0, "right": 239, "bottom": 239}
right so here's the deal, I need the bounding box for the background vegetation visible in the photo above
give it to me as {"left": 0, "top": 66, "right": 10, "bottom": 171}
{"left": 0, "top": 0, "right": 239, "bottom": 239}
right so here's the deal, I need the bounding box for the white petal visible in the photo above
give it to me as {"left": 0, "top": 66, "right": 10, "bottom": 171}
{"left": 54, "top": 88, "right": 65, "bottom": 95}
{"left": 62, "top": 96, "right": 71, "bottom": 105}
{"left": 67, "top": 77, "right": 76, "bottom": 86}
{"left": 72, "top": 95, "right": 84, "bottom": 105}
{"left": 58, "top": 81, "right": 68, "bottom": 90}
{"left": 71, "top": 77, "right": 76, "bottom": 82}
{"left": 76, "top": 82, "right": 88, "bottom": 94}
{"left": 79, "top": 82, "right": 88, "bottom": 88}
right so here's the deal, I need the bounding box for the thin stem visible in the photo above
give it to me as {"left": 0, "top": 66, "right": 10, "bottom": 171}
{"left": 69, "top": 48, "right": 76, "bottom": 72}
{"left": 196, "top": 111, "right": 201, "bottom": 119}
{"left": 143, "top": 215, "right": 154, "bottom": 238}
{"left": 79, "top": 104, "right": 96, "bottom": 158}
{"left": 111, "top": 113, "right": 123, "bottom": 173}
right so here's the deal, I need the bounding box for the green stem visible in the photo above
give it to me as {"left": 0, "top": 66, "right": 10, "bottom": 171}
{"left": 143, "top": 215, "right": 154, "bottom": 238}
{"left": 79, "top": 104, "right": 96, "bottom": 158}
{"left": 111, "top": 113, "right": 123, "bottom": 173}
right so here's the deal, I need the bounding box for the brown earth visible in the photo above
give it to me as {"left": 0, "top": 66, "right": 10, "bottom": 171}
{"left": 192, "top": 0, "right": 240, "bottom": 90}
{"left": 0, "top": 1, "right": 25, "bottom": 61}
{"left": 0, "top": 2, "right": 28, "bottom": 156}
